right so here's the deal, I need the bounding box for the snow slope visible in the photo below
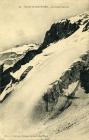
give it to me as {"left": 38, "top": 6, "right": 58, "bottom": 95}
{"left": 0, "top": 12, "right": 89, "bottom": 140}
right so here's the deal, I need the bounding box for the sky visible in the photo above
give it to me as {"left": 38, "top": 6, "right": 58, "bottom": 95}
{"left": 0, "top": 0, "right": 89, "bottom": 51}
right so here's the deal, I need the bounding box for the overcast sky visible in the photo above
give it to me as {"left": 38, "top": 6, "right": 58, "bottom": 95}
{"left": 0, "top": 0, "right": 89, "bottom": 51}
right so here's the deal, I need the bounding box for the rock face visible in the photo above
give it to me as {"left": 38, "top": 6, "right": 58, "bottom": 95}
{"left": 31, "top": 49, "right": 89, "bottom": 121}
{"left": 40, "top": 19, "right": 79, "bottom": 49}
{"left": 0, "top": 64, "right": 3, "bottom": 74}
{"left": 19, "top": 66, "right": 33, "bottom": 81}
{"left": 83, "top": 21, "right": 89, "bottom": 31}
{"left": 0, "top": 64, "right": 4, "bottom": 92}
{"left": 0, "top": 67, "right": 17, "bottom": 93}
{"left": 80, "top": 68, "right": 89, "bottom": 93}
{"left": 34, "top": 52, "right": 89, "bottom": 119}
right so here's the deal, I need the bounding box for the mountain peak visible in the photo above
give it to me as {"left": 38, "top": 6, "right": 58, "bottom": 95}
{"left": 40, "top": 12, "right": 89, "bottom": 49}
{"left": 0, "top": 12, "right": 89, "bottom": 139}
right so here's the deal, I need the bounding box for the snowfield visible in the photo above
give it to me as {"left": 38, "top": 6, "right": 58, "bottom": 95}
{"left": 0, "top": 12, "right": 89, "bottom": 140}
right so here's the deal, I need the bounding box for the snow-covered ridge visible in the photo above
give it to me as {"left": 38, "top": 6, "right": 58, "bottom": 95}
{"left": 0, "top": 11, "right": 89, "bottom": 71}
{"left": 0, "top": 43, "right": 39, "bottom": 54}
{"left": 0, "top": 12, "right": 89, "bottom": 139}
{"left": 69, "top": 11, "right": 89, "bottom": 24}
{"left": 0, "top": 43, "right": 39, "bottom": 70}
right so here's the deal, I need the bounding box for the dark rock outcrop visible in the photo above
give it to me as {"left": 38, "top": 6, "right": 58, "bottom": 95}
{"left": 80, "top": 67, "right": 89, "bottom": 93}
{"left": 0, "top": 64, "right": 4, "bottom": 92}
{"left": 19, "top": 66, "right": 33, "bottom": 81}
{"left": 0, "top": 67, "right": 18, "bottom": 93}
{"left": 40, "top": 19, "right": 79, "bottom": 50}
{"left": 83, "top": 21, "right": 89, "bottom": 32}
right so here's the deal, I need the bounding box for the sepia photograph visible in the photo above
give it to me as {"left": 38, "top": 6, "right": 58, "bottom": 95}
{"left": 0, "top": 0, "right": 89, "bottom": 140}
